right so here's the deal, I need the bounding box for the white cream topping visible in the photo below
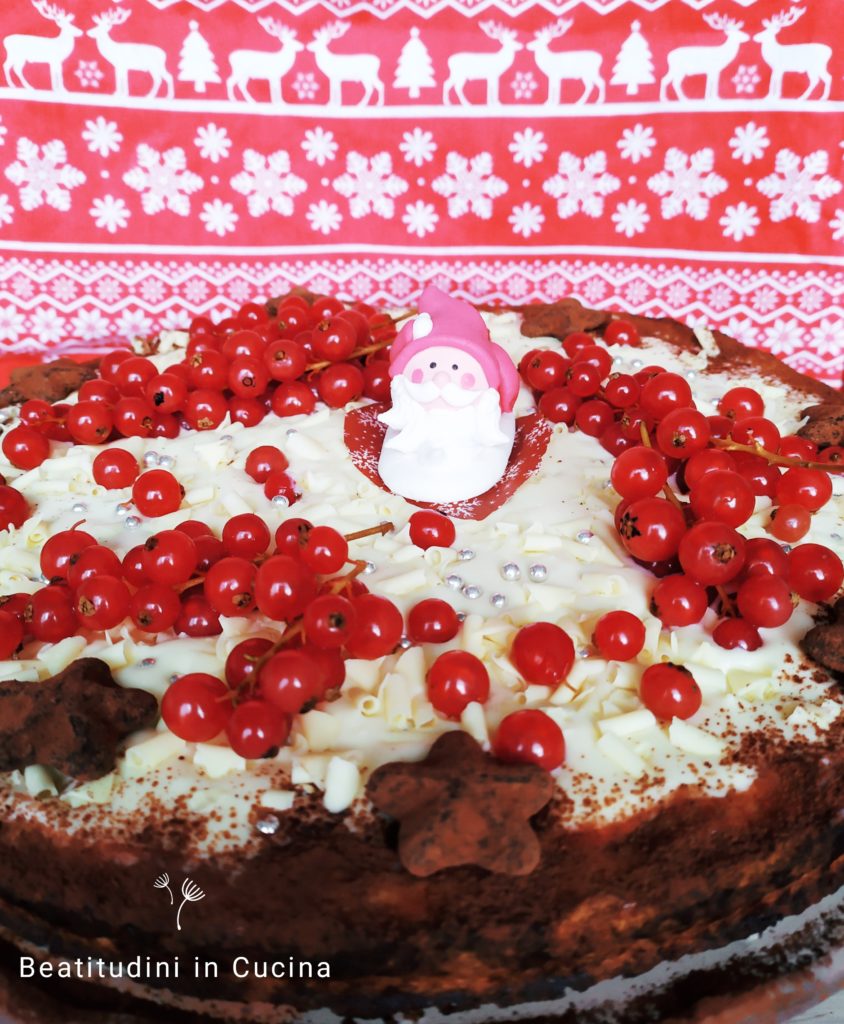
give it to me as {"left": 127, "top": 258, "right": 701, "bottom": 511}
{"left": 0, "top": 310, "right": 842, "bottom": 852}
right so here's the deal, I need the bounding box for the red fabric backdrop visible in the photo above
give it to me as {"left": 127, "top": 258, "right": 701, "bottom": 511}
{"left": 0, "top": 0, "right": 840, "bottom": 383}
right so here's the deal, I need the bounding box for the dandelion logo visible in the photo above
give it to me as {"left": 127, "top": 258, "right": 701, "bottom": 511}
{"left": 153, "top": 874, "right": 205, "bottom": 930}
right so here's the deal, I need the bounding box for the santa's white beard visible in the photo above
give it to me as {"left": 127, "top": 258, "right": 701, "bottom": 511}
{"left": 380, "top": 375, "right": 509, "bottom": 455}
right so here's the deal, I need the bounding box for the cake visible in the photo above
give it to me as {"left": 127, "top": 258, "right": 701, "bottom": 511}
{"left": 0, "top": 290, "right": 841, "bottom": 1024}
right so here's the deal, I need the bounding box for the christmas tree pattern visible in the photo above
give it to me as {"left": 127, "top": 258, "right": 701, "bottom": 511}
{"left": 393, "top": 27, "right": 435, "bottom": 99}
{"left": 178, "top": 20, "right": 220, "bottom": 94}
{"left": 611, "top": 21, "right": 654, "bottom": 96}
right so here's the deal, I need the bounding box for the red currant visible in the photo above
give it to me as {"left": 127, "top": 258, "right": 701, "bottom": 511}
{"left": 562, "top": 331, "right": 593, "bottom": 357}
{"left": 525, "top": 350, "right": 568, "bottom": 392}
{"left": 113, "top": 397, "right": 155, "bottom": 438}
{"left": 161, "top": 673, "right": 231, "bottom": 742}
{"left": 92, "top": 448, "right": 139, "bottom": 490}
{"left": 271, "top": 382, "right": 316, "bottom": 418}
{"left": 684, "top": 449, "right": 736, "bottom": 490}
{"left": 678, "top": 521, "right": 746, "bottom": 585}
{"left": 132, "top": 470, "right": 183, "bottom": 518}
{"left": 775, "top": 467, "right": 832, "bottom": 513}
{"left": 409, "top": 510, "right": 455, "bottom": 550}
{"left": 275, "top": 517, "right": 312, "bottom": 557}
{"left": 768, "top": 504, "right": 811, "bottom": 543}
{"left": 264, "top": 339, "right": 307, "bottom": 382}
{"left": 222, "top": 513, "right": 270, "bottom": 560}
{"left": 618, "top": 497, "right": 686, "bottom": 562}
{"left": 787, "top": 543, "right": 844, "bottom": 603}
{"left": 538, "top": 387, "right": 580, "bottom": 425}
{"left": 736, "top": 574, "right": 794, "bottom": 628}
{"left": 427, "top": 650, "right": 490, "bottom": 718}
{"left": 228, "top": 357, "right": 269, "bottom": 399}
{"left": 603, "top": 374, "right": 640, "bottom": 409}
{"left": 66, "top": 401, "right": 113, "bottom": 445}
{"left": 30, "top": 586, "right": 77, "bottom": 642}
{"left": 362, "top": 361, "right": 391, "bottom": 403}
{"left": 640, "top": 663, "right": 701, "bottom": 720}
{"left": 254, "top": 555, "right": 314, "bottom": 621}
{"left": 731, "top": 416, "right": 780, "bottom": 452}
{"left": 222, "top": 329, "right": 266, "bottom": 363}
{"left": 304, "top": 593, "right": 356, "bottom": 649}
{"left": 228, "top": 397, "right": 267, "bottom": 429}
{"left": 575, "top": 399, "right": 614, "bottom": 438}
{"left": 175, "top": 593, "right": 222, "bottom": 637}
{"left": 146, "top": 372, "right": 187, "bottom": 413}
{"left": 111, "top": 356, "right": 157, "bottom": 397}
{"left": 718, "top": 387, "right": 764, "bottom": 422}
{"left": 651, "top": 574, "right": 708, "bottom": 627}
{"left": 511, "top": 622, "right": 575, "bottom": 686}
{"left": 301, "top": 525, "right": 348, "bottom": 574}
{"left": 566, "top": 362, "right": 601, "bottom": 398}
{"left": 344, "top": 593, "right": 403, "bottom": 659}
{"left": 317, "top": 362, "right": 365, "bottom": 408}
{"left": 312, "top": 318, "right": 357, "bottom": 362}
{"left": 99, "top": 349, "right": 133, "bottom": 382}
{"left": 245, "top": 445, "right": 288, "bottom": 484}
{"left": 407, "top": 598, "right": 460, "bottom": 644}
{"left": 2, "top": 425, "right": 50, "bottom": 469}
{"left": 129, "top": 583, "right": 181, "bottom": 632}
{"left": 494, "top": 709, "right": 565, "bottom": 771}
{"left": 689, "top": 470, "right": 755, "bottom": 527}
{"left": 227, "top": 700, "right": 291, "bottom": 759}
{"left": 592, "top": 610, "right": 645, "bottom": 660}
{"left": 184, "top": 389, "right": 228, "bottom": 431}
{"left": 75, "top": 575, "right": 131, "bottom": 630}
{"left": 713, "top": 617, "right": 762, "bottom": 651}
{"left": 0, "top": 485, "right": 30, "bottom": 531}
{"left": 66, "top": 544, "right": 122, "bottom": 589}
{"left": 603, "top": 319, "right": 640, "bottom": 347}
{"left": 655, "top": 408, "right": 711, "bottom": 460}
{"left": 639, "top": 373, "right": 692, "bottom": 421}
{"left": 611, "top": 447, "right": 668, "bottom": 501}
{"left": 225, "top": 636, "right": 275, "bottom": 689}
{"left": 742, "top": 537, "right": 790, "bottom": 579}
{"left": 0, "top": 609, "right": 23, "bottom": 658}
{"left": 142, "top": 530, "right": 198, "bottom": 585}
{"left": 204, "top": 556, "right": 257, "bottom": 616}
{"left": 41, "top": 528, "right": 97, "bottom": 581}
{"left": 259, "top": 650, "right": 320, "bottom": 713}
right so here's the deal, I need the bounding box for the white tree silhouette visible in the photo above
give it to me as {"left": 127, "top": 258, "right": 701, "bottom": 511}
{"left": 611, "top": 21, "right": 654, "bottom": 95}
{"left": 178, "top": 20, "right": 219, "bottom": 94}
{"left": 393, "top": 27, "right": 435, "bottom": 99}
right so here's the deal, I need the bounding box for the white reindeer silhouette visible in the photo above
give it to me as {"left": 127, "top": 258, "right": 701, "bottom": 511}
{"left": 3, "top": 0, "right": 82, "bottom": 91}
{"left": 754, "top": 7, "right": 831, "bottom": 100}
{"left": 226, "top": 17, "right": 303, "bottom": 104}
{"left": 443, "top": 21, "right": 522, "bottom": 106}
{"left": 88, "top": 8, "right": 174, "bottom": 99}
{"left": 527, "top": 19, "right": 605, "bottom": 105}
{"left": 307, "top": 22, "right": 384, "bottom": 106}
{"left": 660, "top": 13, "right": 749, "bottom": 101}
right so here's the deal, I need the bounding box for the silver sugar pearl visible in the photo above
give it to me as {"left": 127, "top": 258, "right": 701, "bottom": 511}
{"left": 782, "top": 544, "right": 792, "bottom": 553}
{"left": 158, "top": 454, "right": 175, "bottom": 470}
{"left": 220, "top": 434, "right": 232, "bottom": 442}
{"left": 462, "top": 584, "right": 482, "bottom": 600}
{"left": 115, "top": 502, "right": 131, "bottom": 517}
{"left": 362, "top": 561, "right": 377, "bottom": 575}
{"left": 576, "top": 530, "right": 594, "bottom": 544}
{"left": 501, "top": 562, "right": 521, "bottom": 581}
{"left": 140, "top": 657, "right": 157, "bottom": 668}
{"left": 143, "top": 451, "right": 160, "bottom": 468}
{"left": 169, "top": 673, "right": 179, "bottom": 683}
{"left": 578, "top": 646, "right": 592, "bottom": 659}
{"left": 39, "top": 573, "right": 48, "bottom": 583}
{"left": 832, "top": 533, "right": 842, "bottom": 541}
{"left": 71, "top": 502, "right": 87, "bottom": 514}
{"left": 256, "top": 815, "right": 280, "bottom": 836}
{"left": 458, "top": 549, "right": 475, "bottom": 561}
{"left": 686, "top": 370, "right": 697, "bottom": 381}
{"left": 286, "top": 428, "right": 297, "bottom": 438}
{"left": 125, "top": 515, "right": 141, "bottom": 529}
{"left": 490, "top": 593, "right": 507, "bottom": 609}
{"left": 528, "top": 563, "right": 548, "bottom": 582}
{"left": 456, "top": 612, "right": 467, "bottom": 622}
{"left": 399, "top": 636, "right": 412, "bottom": 649}
{"left": 612, "top": 356, "right": 623, "bottom": 367}
{"left": 271, "top": 495, "right": 290, "bottom": 508}
{"left": 445, "top": 574, "right": 463, "bottom": 590}
{"left": 631, "top": 359, "right": 643, "bottom": 369}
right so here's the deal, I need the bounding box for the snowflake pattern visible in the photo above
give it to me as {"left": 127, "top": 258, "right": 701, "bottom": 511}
{"left": 612, "top": 199, "right": 649, "bottom": 237}
{"left": 403, "top": 200, "right": 439, "bottom": 238}
{"left": 757, "top": 149, "right": 842, "bottom": 224}
{"left": 90, "top": 195, "right": 130, "bottom": 233}
{"left": 0, "top": 306, "right": 25, "bottom": 342}
{"left": 508, "top": 202, "right": 544, "bottom": 238}
{"left": 123, "top": 145, "right": 202, "bottom": 216}
{"left": 399, "top": 128, "right": 437, "bottom": 167}
{"left": 5, "top": 138, "right": 85, "bottom": 211}
{"left": 115, "top": 309, "right": 153, "bottom": 340}
{"left": 830, "top": 209, "right": 844, "bottom": 241}
{"left": 798, "top": 287, "right": 827, "bottom": 313}
{"left": 509, "top": 129, "right": 547, "bottom": 169}
{"left": 763, "top": 317, "right": 803, "bottom": 356}
{"left": 301, "top": 128, "right": 337, "bottom": 167}
{"left": 75, "top": 61, "right": 103, "bottom": 89}
{"left": 720, "top": 202, "right": 759, "bottom": 241}
{"left": 70, "top": 308, "right": 109, "bottom": 342}
{"left": 231, "top": 149, "right": 307, "bottom": 217}
{"left": 617, "top": 124, "right": 656, "bottom": 164}
{"left": 200, "top": 199, "right": 238, "bottom": 236}
{"left": 333, "top": 152, "right": 408, "bottom": 219}
{"left": 82, "top": 117, "right": 122, "bottom": 158}
{"left": 306, "top": 200, "right": 342, "bottom": 235}
{"left": 511, "top": 71, "right": 537, "bottom": 100}
{"left": 30, "top": 308, "right": 64, "bottom": 345}
{"left": 732, "top": 65, "right": 761, "bottom": 95}
{"left": 809, "top": 318, "right": 840, "bottom": 356}
{"left": 433, "top": 152, "right": 507, "bottom": 220}
{"left": 729, "top": 123, "right": 769, "bottom": 165}
{"left": 0, "top": 193, "right": 12, "bottom": 227}
{"left": 724, "top": 316, "right": 756, "bottom": 346}
{"left": 543, "top": 151, "right": 620, "bottom": 219}
{"left": 647, "top": 148, "right": 727, "bottom": 221}
{"left": 195, "top": 124, "right": 231, "bottom": 164}
{"left": 0, "top": 119, "right": 7, "bottom": 148}
{"left": 293, "top": 73, "right": 318, "bottom": 101}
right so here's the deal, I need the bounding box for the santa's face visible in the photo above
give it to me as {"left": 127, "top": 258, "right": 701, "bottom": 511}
{"left": 402, "top": 346, "right": 487, "bottom": 393}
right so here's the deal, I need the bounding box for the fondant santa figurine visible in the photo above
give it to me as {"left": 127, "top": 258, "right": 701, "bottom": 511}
{"left": 378, "top": 285, "right": 520, "bottom": 503}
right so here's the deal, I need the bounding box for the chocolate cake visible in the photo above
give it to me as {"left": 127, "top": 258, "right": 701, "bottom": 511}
{"left": 0, "top": 293, "right": 841, "bottom": 1024}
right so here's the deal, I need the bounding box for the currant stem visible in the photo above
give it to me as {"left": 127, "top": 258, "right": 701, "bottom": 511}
{"left": 305, "top": 338, "right": 393, "bottom": 375}
{"left": 638, "top": 423, "right": 684, "bottom": 511}
{"left": 710, "top": 437, "right": 844, "bottom": 474}
{"left": 716, "top": 585, "right": 736, "bottom": 617}
{"left": 330, "top": 560, "right": 368, "bottom": 594}
{"left": 344, "top": 521, "right": 393, "bottom": 542}
{"left": 251, "top": 620, "right": 306, "bottom": 675}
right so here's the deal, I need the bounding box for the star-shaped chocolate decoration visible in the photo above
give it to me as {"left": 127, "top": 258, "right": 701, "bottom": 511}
{"left": 802, "top": 598, "right": 844, "bottom": 675}
{"left": 519, "top": 298, "right": 611, "bottom": 341}
{"left": 0, "top": 658, "right": 158, "bottom": 781}
{"left": 797, "top": 401, "right": 844, "bottom": 450}
{"left": 367, "top": 731, "right": 554, "bottom": 877}
{"left": 0, "top": 357, "right": 100, "bottom": 409}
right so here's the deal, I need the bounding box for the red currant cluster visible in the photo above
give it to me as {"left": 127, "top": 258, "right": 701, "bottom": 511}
{"left": 0, "top": 295, "right": 398, "bottom": 475}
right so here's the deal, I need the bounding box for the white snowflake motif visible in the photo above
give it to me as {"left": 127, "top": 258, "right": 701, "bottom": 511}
{"left": 96, "top": 277, "right": 122, "bottom": 304}
{"left": 809, "top": 318, "right": 840, "bottom": 356}
{"left": 115, "top": 309, "right": 153, "bottom": 340}
{"left": 706, "top": 284, "right": 734, "bottom": 313}
{"left": 5, "top": 138, "right": 85, "bottom": 212}
{"left": 306, "top": 200, "right": 342, "bottom": 235}
{"left": 763, "top": 317, "right": 803, "bottom": 356}
{"left": 293, "top": 73, "right": 318, "bottom": 101}
{"left": 82, "top": 117, "right": 122, "bottom": 158}
{"left": 139, "top": 278, "right": 166, "bottom": 305}
{"left": 184, "top": 279, "right": 209, "bottom": 305}
{"left": 798, "top": 287, "right": 826, "bottom": 313}
{"left": 159, "top": 309, "right": 189, "bottom": 332}
{"left": 348, "top": 274, "right": 373, "bottom": 300}
{"left": 665, "top": 282, "right": 691, "bottom": 309}
{"left": 433, "top": 152, "right": 507, "bottom": 220}
{"left": 75, "top": 60, "right": 103, "bottom": 89}
{"left": 617, "top": 124, "right": 655, "bottom": 165}
{"left": 830, "top": 209, "right": 844, "bottom": 240}
{"left": 732, "top": 65, "right": 761, "bottom": 95}
{"left": 511, "top": 71, "right": 537, "bottom": 100}
{"left": 123, "top": 145, "right": 203, "bottom": 217}
{"left": 582, "top": 277, "right": 607, "bottom": 304}
{"left": 402, "top": 200, "right": 439, "bottom": 238}
{"left": 505, "top": 276, "right": 529, "bottom": 300}
{"left": 757, "top": 150, "right": 842, "bottom": 224}
{"left": 200, "top": 199, "right": 238, "bottom": 236}
{"left": 10, "top": 275, "right": 33, "bottom": 300}
{"left": 751, "top": 286, "right": 779, "bottom": 314}
{"left": 0, "top": 306, "right": 25, "bottom": 342}
{"left": 390, "top": 275, "right": 413, "bottom": 299}
{"left": 227, "top": 280, "right": 251, "bottom": 304}
{"left": 725, "top": 316, "right": 756, "bottom": 346}
{"left": 611, "top": 199, "right": 649, "bottom": 237}
{"left": 719, "top": 202, "right": 759, "bottom": 242}
{"left": 89, "top": 195, "right": 130, "bottom": 234}
{"left": 333, "top": 152, "right": 408, "bottom": 219}
{"left": 195, "top": 124, "right": 231, "bottom": 164}
{"left": 50, "top": 276, "right": 77, "bottom": 304}
{"left": 647, "top": 147, "right": 727, "bottom": 221}
{"left": 0, "top": 119, "right": 7, "bottom": 148}
{"left": 70, "top": 308, "right": 109, "bottom": 342}
{"left": 508, "top": 202, "right": 544, "bottom": 238}
{"left": 30, "top": 308, "right": 64, "bottom": 345}
{"left": 546, "top": 275, "right": 567, "bottom": 299}
{"left": 231, "top": 149, "right": 307, "bottom": 217}
{"left": 301, "top": 128, "right": 337, "bottom": 167}
{"left": 0, "top": 194, "right": 13, "bottom": 227}
{"left": 509, "top": 129, "right": 547, "bottom": 169}
{"left": 729, "top": 123, "right": 769, "bottom": 166}
{"left": 625, "top": 280, "right": 650, "bottom": 307}
{"left": 399, "top": 128, "right": 436, "bottom": 167}
{"left": 543, "top": 151, "right": 620, "bottom": 219}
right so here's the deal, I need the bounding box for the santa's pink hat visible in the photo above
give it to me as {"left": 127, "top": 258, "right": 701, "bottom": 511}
{"left": 389, "top": 285, "right": 520, "bottom": 413}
